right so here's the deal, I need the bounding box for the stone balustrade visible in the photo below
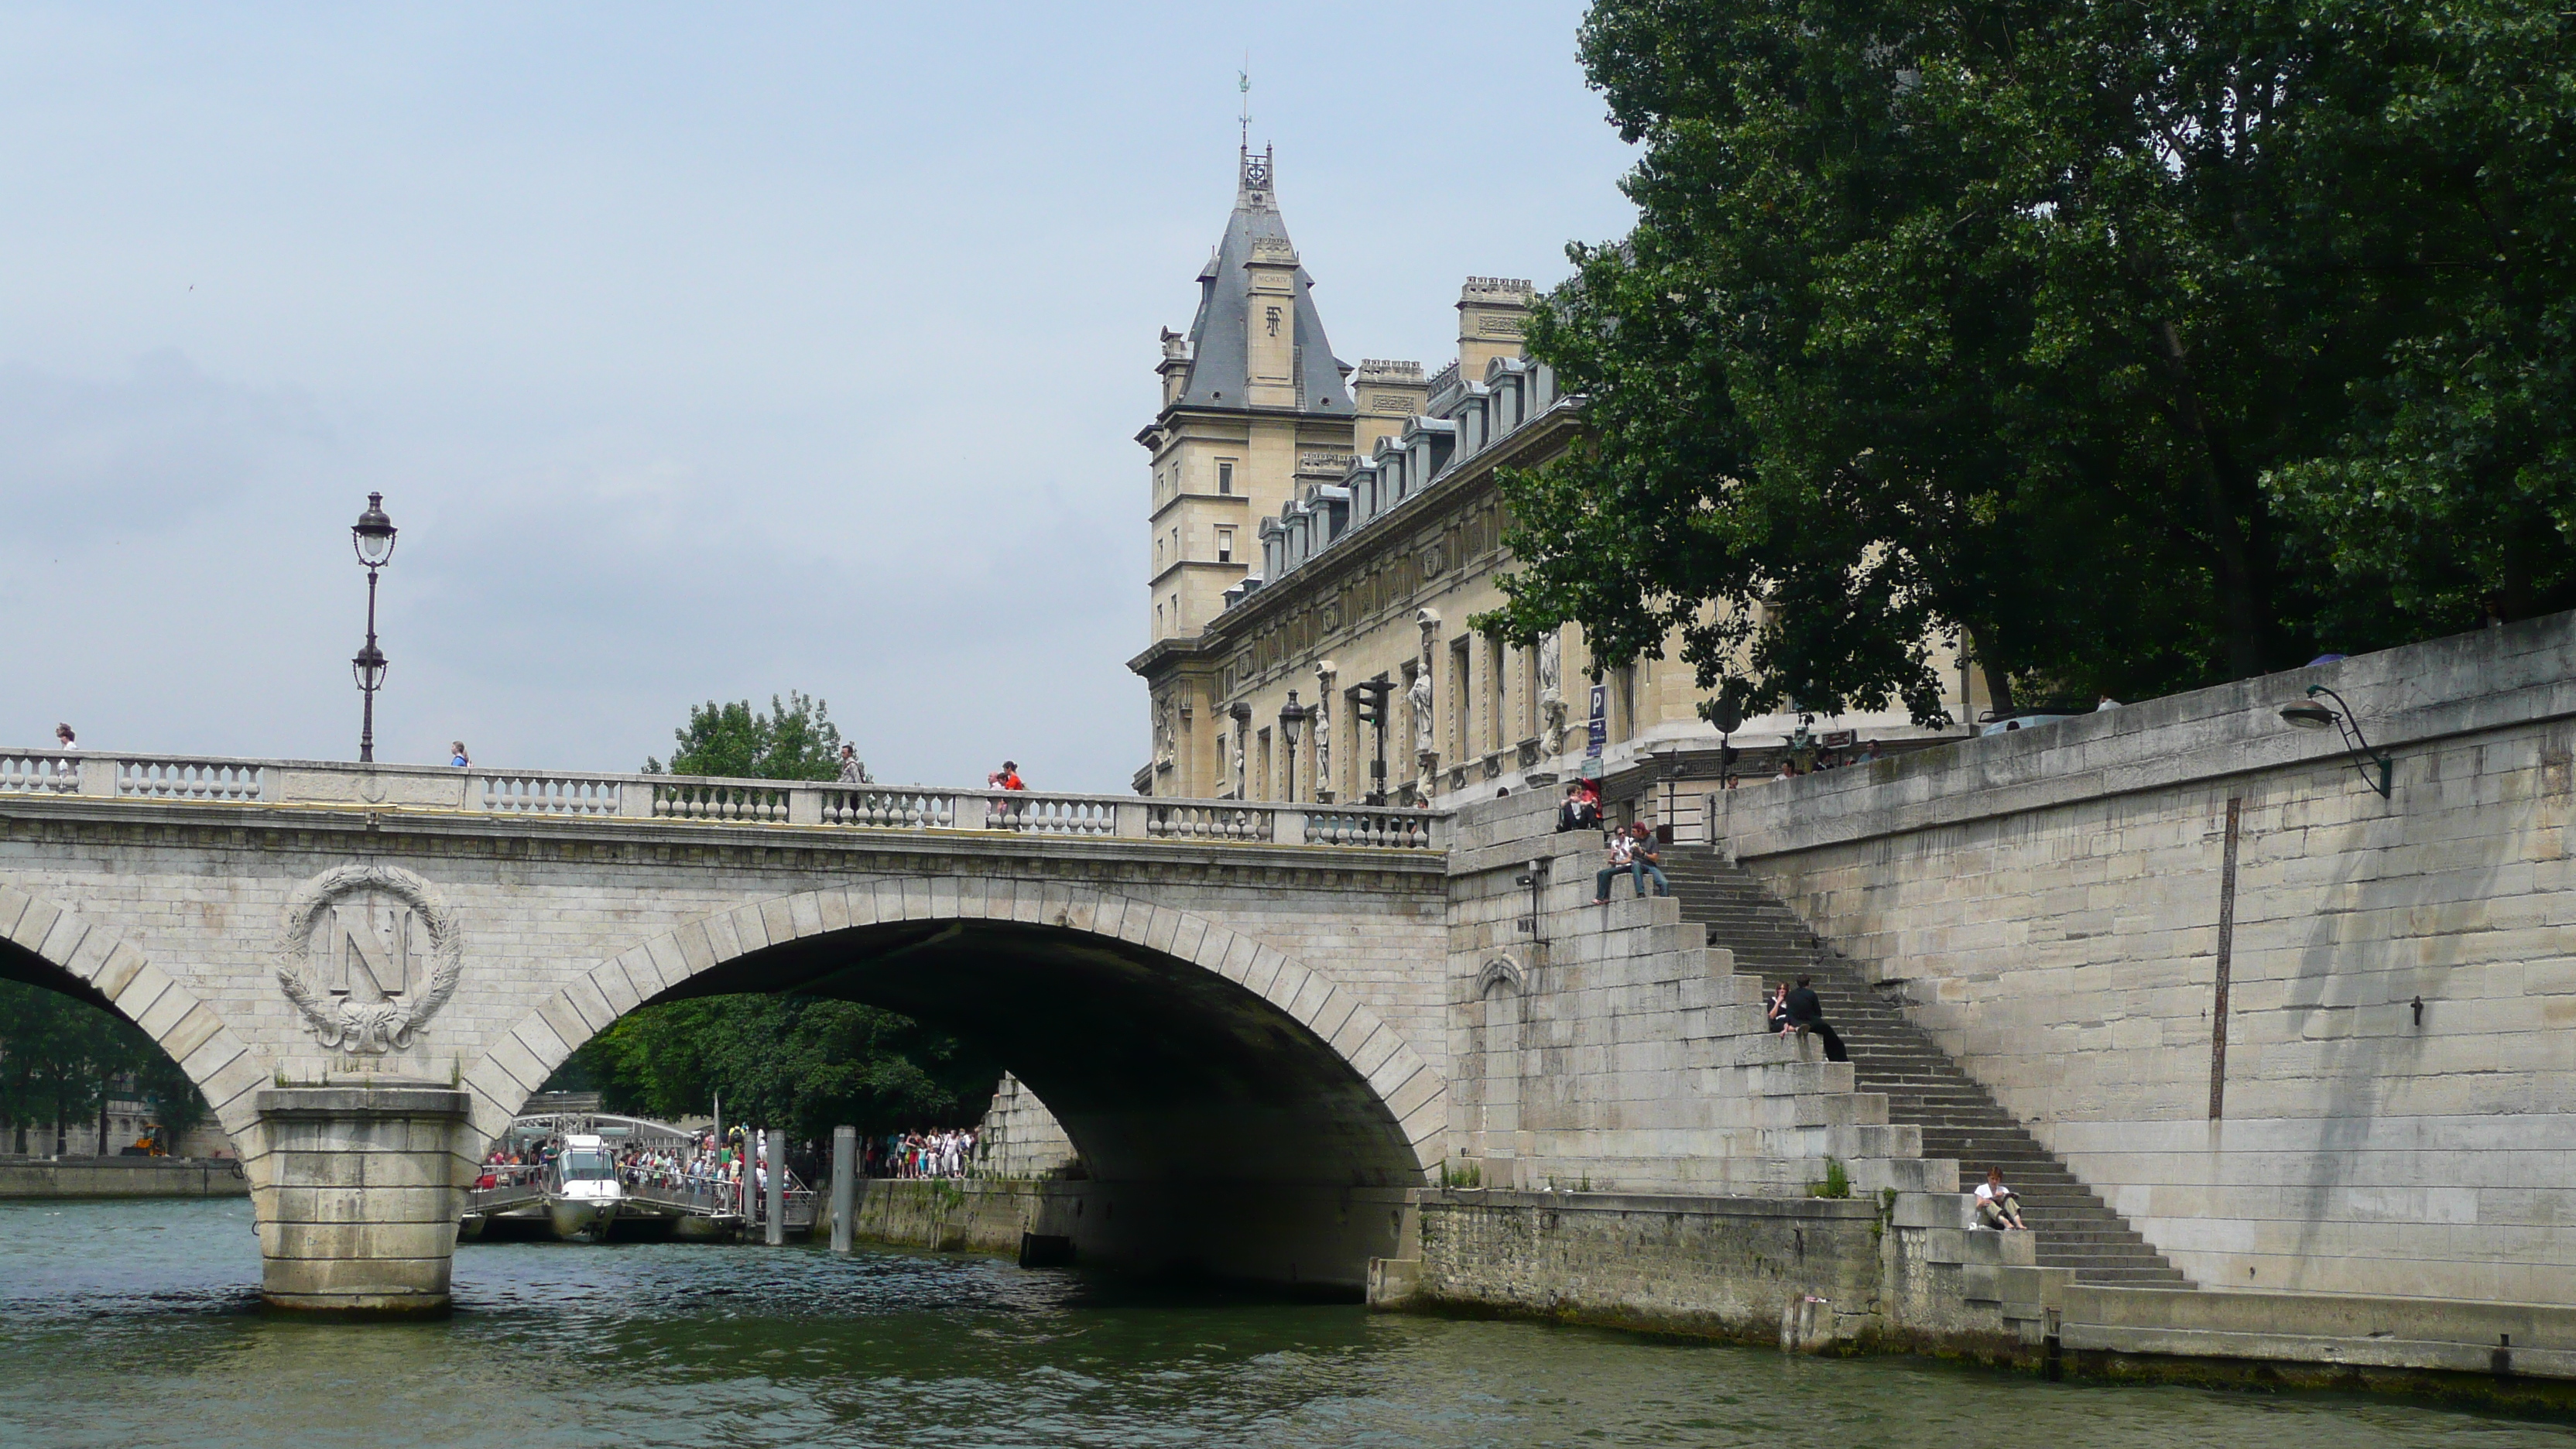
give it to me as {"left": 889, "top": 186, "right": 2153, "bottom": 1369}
{"left": 0, "top": 748, "right": 1447, "bottom": 850}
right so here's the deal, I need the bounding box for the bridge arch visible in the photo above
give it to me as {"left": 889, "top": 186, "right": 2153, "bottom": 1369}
{"left": 0, "top": 882, "right": 264, "bottom": 1142}
{"left": 471, "top": 878, "right": 1447, "bottom": 1196}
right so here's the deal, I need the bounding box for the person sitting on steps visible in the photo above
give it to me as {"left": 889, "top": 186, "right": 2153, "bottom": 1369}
{"left": 1591, "top": 828, "right": 1636, "bottom": 904}
{"left": 1766, "top": 982, "right": 1795, "bottom": 1036}
{"left": 1625, "top": 821, "right": 1671, "bottom": 898}
{"left": 1975, "top": 1168, "right": 2028, "bottom": 1230}
{"left": 1784, "top": 975, "right": 1849, "bottom": 1061}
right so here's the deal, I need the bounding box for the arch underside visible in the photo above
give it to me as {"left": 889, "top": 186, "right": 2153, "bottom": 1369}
{"left": 629, "top": 917, "right": 1425, "bottom": 1192}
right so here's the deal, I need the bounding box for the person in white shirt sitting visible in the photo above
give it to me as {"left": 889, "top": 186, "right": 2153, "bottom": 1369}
{"left": 1975, "top": 1168, "right": 2028, "bottom": 1230}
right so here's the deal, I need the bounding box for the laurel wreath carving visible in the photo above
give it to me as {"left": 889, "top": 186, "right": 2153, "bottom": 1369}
{"left": 273, "top": 863, "right": 462, "bottom": 1053}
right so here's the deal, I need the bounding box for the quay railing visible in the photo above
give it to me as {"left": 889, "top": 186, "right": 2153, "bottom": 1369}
{"left": 0, "top": 748, "right": 1448, "bottom": 851}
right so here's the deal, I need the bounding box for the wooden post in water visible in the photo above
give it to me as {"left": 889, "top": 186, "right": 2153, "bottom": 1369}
{"left": 766, "top": 1128, "right": 786, "bottom": 1246}
{"left": 830, "top": 1125, "right": 856, "bottom": 1254}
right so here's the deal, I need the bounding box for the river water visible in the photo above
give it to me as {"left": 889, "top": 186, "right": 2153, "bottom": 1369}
{"left": 0, "top": 1197, "right": 2558, "bottom": 1447}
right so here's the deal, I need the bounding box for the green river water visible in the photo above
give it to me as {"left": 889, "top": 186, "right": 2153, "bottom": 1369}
{"left": 0, "top": 1197, "right": 2561, "bottom": 1447}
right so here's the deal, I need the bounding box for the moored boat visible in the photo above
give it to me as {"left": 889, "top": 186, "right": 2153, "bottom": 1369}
{"left": 544, "top": 1134, "right": 623, "bottom": 1242}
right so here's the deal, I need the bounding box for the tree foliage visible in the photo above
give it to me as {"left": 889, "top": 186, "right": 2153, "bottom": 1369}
{"left": 1483, "top": 0, "right": 2576, "bottom": 717}
{"left": 0, "top": 980, "right": 211, "bottom": 1153}
{"left": 555, "top": 995, "right": 997, "bottom": 1141}
{"left": 644, "top": 691, "right": 844, "bottom": 779}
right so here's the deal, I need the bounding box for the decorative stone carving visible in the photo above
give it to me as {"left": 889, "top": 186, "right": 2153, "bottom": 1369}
{"left": 1313, "top": 659, "right": 1337, "bottom": 802}
{"left": 1412, "top": 609, "right": 1441, "bottom": 796}
{"left": 1538, "top": 629, "right": 1568, "bottom": 756}
{"left": 275, "top": 864, "right": 461, "bottom": 1054}
{"left": 1477, "top": 954, "right": 1527, "bottom": 998}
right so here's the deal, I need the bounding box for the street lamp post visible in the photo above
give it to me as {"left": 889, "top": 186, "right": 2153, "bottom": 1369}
{"left": 1279, "top": 691, "right": 1307, "bottom": 803}
{"left": 349, "top": 492, "right": 398, "bottom": 763}
{"left": 2278, "top": 683, "right": 2393, "bottom": 797}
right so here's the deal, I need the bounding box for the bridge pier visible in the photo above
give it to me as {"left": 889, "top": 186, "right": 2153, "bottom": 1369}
{"left": 246, "top": 1086, "right": 473, "bottom": 1315}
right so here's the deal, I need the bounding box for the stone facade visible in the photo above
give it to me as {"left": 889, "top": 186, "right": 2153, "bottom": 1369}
{"left": 1132, "top": 152, "right": 1976, "bottom": 807}
{"left": 1710, "top": 612, "right": 2576, "bottom": 1305}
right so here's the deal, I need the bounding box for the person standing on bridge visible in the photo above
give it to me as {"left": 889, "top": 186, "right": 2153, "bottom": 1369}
{"left": 55, "top": 722, "right": 77, "bottom": 752}
{"left": 1785, "top": 975, "right": 1849, "bottom": 1062}
{"left": 838, "top": 743, "right": 869, "bottom": 784}
{"left": 988, "top": 760, "right": 1027, "bottom": 828}
{"left": 450, "top": 741, "right": 471, "bottom": 768}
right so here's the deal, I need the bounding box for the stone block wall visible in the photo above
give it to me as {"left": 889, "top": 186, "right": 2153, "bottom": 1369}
{"left": 975, "top": 1072, "right": 1080, "bottom": 1179}
{"left": 1711, "top": 614, "right": 2576, "bottom": 1303}
{"left": 1440, "top": 795, "right": 1944, "bottom": 1199}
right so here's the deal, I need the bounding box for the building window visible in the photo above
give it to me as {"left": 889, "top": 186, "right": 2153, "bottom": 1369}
{"left": 1216, "top": 527, "right": 1235, "bottom": 564}
{"left": 1256, "top": 728, "right": 1273, "bottom": 801}
{"left": 1451, "top": 638, "right": 1473, "bottom": 760}
{"left": 1155, "top": 537, "right": 1164, "bottom": 568}
{"left": 1218, "top": 461, "right": 1235, "bottom": 495}
{"left": 1488, "top": 635, "right": 1509, "bottom": 752}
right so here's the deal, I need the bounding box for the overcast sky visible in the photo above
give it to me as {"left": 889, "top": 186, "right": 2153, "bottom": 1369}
{"left": 0, "top": 3, "right": 1636, "bottom": 792}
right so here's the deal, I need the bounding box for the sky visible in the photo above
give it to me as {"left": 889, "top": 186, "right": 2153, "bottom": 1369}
{"left": 0, "top": 2, "right": 1637, "bottom": 792}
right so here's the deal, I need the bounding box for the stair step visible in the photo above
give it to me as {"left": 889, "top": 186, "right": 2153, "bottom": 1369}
{"left": 1667, "top": 847, "right": 2193, "bottom": 1291}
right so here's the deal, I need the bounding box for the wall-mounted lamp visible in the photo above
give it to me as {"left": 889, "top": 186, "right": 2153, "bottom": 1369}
{"left": 2278, "top": 684, "right": 2393, "bottom": 797}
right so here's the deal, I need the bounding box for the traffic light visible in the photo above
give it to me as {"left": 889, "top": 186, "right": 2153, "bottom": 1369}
{"left": 1350, "top": 677, "right": 1393, "bottom": 728}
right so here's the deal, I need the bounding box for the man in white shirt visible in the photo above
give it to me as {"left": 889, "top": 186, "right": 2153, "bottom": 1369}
{"left": 1975, "top": 1168, "right": 2027, "bottom": 1230}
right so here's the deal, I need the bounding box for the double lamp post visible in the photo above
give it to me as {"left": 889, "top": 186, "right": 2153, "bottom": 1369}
{"left": 348, "top": 492, "right": 398, "bottom": 763}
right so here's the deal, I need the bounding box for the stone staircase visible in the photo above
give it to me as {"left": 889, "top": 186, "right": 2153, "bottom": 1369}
{"left": 1659, "top": 845, "right": 2191, "bottom": 1288}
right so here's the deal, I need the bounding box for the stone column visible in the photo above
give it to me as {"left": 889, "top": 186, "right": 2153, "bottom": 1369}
{"left": 831, "top": 1125, "right": 856, "bottom": 1254}
{"left": 246, "top": 1085, "right": 471, "bottom": 1314}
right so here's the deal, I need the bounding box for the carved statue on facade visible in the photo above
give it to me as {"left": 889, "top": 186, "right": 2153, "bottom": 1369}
{"left": 1411, "top": 610, "right": 1440, "bottom": 795}
{"left": 1312, "top": 659, "right": 1336, "bottom": 803}
{"left": 1231, "top": 708, "right": 1250, "bottom": 800}
{"left": 1538, "top": 628, "right": 1568, "bottom": 755}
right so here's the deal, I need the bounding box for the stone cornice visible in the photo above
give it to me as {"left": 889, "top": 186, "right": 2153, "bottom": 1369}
{"left": 0, "top": 795, "right": 1450, "bottom": 886}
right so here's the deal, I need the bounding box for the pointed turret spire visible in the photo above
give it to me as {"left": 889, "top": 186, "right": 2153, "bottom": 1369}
{"left": 1173, "top": 142, "right": 1351, "bottom": 416}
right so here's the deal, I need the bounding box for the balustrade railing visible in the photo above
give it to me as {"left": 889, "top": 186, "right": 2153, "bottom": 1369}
{"left": 0, "top": 753, "right": 82, "bottom": 795}
{"left": 653, "top": 780, "right": 790, "bottom": 823}
{"left": 117, "top": 759, "right": 265, "bottom": 802}
{"left": 482, "top": 774, "right": 622, "bottom": 816}
{"left": 0, "top": 748, "right": 1447, "bottom": 851}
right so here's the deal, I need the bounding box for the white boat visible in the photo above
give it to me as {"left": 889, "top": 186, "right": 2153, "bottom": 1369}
{"left": 544, "top": 1134, "right": 624, "bottom": 1242}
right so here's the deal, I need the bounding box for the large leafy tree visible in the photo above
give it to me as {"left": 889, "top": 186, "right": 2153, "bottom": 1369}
{"left": 550, "top": 690, "right": 999, "bottom": 1135}
{"left": 645, "top": 691, "right": 845, "bottom": 779}
{"left": 0, "top": 980, "right": 210, "bottom": 1153}
{"left": 1485, "top": 0, "right": 2574, "bottom": 716}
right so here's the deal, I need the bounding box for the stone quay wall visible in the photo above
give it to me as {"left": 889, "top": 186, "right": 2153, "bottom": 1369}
{"left": 1711, "top": 613, "right": 2576, "bottom": 1304}
{"left": 0, "top": 1156, "right": 248, "bottom": 1199}
{"left": 1437, "top": 793, "right": 1947, "bottom": 1201}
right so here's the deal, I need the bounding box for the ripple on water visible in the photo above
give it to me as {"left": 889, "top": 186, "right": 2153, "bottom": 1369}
{"left": 0, "top": 1198, "right": 2566, "bottom": 1448}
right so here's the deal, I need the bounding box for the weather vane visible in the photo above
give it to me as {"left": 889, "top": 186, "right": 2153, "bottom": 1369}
{"left": 1238, "top": 60, "right": 1251, "bottom": 154}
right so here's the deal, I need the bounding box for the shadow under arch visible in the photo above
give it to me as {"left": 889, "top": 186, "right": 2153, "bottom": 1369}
{"left": 0, "top": 886, "right": 262, "bottom": 1145}
{"left": 478, "top": 881, "right": 1446, "bottom": 1287}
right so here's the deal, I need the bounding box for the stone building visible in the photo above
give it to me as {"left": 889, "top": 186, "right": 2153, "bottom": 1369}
{"left": 1132, "top": 146, "right": 1979, "bottom": 813}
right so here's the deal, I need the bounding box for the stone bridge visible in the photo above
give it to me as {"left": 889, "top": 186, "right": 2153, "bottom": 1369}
{"left": 0, "top": 753, "right": 1454, "bottom": 1310}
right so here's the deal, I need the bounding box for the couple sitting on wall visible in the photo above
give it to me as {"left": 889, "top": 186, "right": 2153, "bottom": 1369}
{"left": 1592, "top": 821, "right": 1670, "bottom": 904}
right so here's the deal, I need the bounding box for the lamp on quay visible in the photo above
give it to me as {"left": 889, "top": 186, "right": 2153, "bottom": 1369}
{"left": 2278, "top": 683, "right": 2392, "bottom": 798}
{"left": 1279, "top": 690, "right": 1307, "bottom": 802}
{"left": 348, "top": 492, "right": 398, "bottom": 764}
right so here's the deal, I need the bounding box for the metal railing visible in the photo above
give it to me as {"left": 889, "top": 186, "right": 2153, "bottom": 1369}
{"left": 1, "top": 749, "right": 1448, "bottom": 851}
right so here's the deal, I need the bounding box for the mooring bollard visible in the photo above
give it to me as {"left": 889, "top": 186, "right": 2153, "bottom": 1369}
{"left": 831, "top": 1125, "right": 856, "bottom": 1254}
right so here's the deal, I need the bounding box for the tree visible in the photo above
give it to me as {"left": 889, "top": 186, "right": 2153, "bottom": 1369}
{"left": 645, "top": 692, "right": 844, "bottom": 780}
{"left": 0, "top": 980, "right": 211, "bottom": 1153}
{"left": 560, "top": 995, "right": 997, "bottom": 1140}
{"left": 1484, "top": 0, "right": 2575, "bottom": 715}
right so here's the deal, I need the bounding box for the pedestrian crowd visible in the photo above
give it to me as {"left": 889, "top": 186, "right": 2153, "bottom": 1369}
{"left": 865, "top": 1127, "right": 977, "bottom": 1180}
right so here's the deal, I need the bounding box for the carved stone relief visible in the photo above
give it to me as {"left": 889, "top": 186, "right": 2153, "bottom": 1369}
{"left": 274, "top": 864, "right": 461, "bottom": 1053}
